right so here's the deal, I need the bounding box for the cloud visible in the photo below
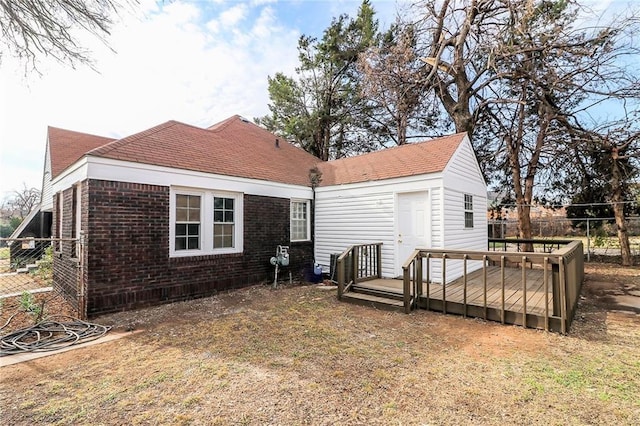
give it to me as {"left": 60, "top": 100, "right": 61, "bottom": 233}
{"left": 0, "top": 0, "right": 301, "bottom": 196}
{"left": 219, "top": 3, "right": 249, "bottom": 28}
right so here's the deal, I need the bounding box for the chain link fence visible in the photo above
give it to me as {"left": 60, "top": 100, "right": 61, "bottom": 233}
{"left": 488, "top": 216, "right": 640, "bottom": 260}
{"left": 0, "top": 238, "right": 80, "bottom": 332}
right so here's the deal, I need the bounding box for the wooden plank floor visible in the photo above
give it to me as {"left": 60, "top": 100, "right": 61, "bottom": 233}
{"left": 425, "top": 266, "right": 551, "bottom": 316}
{"left": 353, "top": 265, "right": 553, "bottom": 319}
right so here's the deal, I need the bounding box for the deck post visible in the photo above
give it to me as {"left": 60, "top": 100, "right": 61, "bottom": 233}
{"left": 463, "top": 255, "right": 468, "bottom": 318}
{"left": 442, "top": 254, "right": 447, "bottom": 314}
{"left": 376, "top": 243, "right": 382, "bottom": 278}
{"left": 500, "top": 256, "right": 505, "bottom": 324}
{"left": 521, "top": 256, "right": 527, "bottom": 328}
{"left": 482, "top": 255, "right": 488, "bottom": 320}
{"left": 543, "top": 257, "right": 549, "bottom": 332}
{"left": 337, "top": 257, "right": 344, "bottom": 300}
{"left": 425, "top": 254, "right": 431, "bottom": 311}
{"left": 403, "top": 264, "right": 411, "bottom": 314}
{"left": 416, "top": 252, "right": 423, "bottom": 302}
{"left": 559, "top": 259, "right": 567, "bottom": 334}
{"left": 552, "top": 262, "right": 561, "bottom": 317}
{"left": 352, "top": 246, "right": 359, "bottom": 285}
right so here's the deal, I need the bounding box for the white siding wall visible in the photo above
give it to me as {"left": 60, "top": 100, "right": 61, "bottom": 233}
{"left": 315, "top": 191, "right": 396, "bottom": 277}
{"left": 435, "top": 136, "right": 488, "bottom": 282}
{"left": 314, "top": 176, "right": 443, "bottom": 278}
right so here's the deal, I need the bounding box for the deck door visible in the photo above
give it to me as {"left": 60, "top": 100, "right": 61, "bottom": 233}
{"left": 396, "top": 191, "right": 430, "bottom": 276}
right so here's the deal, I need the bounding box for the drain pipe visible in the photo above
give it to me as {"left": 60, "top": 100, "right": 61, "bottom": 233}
{"left": 309, "top": 166, "right": 322, "bottom": 270}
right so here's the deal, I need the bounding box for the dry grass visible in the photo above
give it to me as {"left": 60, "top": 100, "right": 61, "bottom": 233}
{"left": 1, "top": 263, "right": 639, "bottom": 425}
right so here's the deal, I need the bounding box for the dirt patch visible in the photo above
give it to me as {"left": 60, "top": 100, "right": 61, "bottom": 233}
{"left": 0, "top": 291, "right": 78, "bottom": 333}
{"left": 583, "top": 262, "right": 640, "bottom": 314}
{"left": 1, "top": 263, "right": 639, "bottom": 425}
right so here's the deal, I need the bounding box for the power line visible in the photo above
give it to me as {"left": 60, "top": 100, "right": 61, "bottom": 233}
{"left": 491, "top": 200, "right": 638, "bottom": 209}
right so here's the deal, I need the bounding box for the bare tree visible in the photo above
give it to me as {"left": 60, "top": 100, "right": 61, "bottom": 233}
{"left": 410, "top": 0, "right": 640, "bottom": 253}
{"left": 415, "top": 0, "right": 507, "bottom": 137}
{"left": 359, "top": 21, "right": 435, "bottom": 146}
{"left": 567, "top": 121, "right": 640, "bottom": 265}
{"left": 3, "top": 185, "right": 41, "bottom": 219}
{"left": 0, "top": 0, "right": 129, "bottom": 70}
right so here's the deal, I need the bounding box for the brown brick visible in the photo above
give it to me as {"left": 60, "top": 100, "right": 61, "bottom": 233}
{"left": 54, "top": 179, "right": 313, "bottom": 317}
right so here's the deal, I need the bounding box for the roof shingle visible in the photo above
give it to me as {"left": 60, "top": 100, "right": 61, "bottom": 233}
{"left": 47, "top": 116, "right": 466, "bottom": 188}
{"left": 48, "top": 127, "right": 115, "bottom": 178}
{"left": 316, "top": 133, "right": 466, "bottom": 186}
{"left": 88, "top": 117, "right": 320, "bottom": 187}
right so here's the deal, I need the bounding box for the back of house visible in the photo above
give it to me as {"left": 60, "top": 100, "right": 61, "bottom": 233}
{"left": 40, "top": 116, "right": 487, "bottom": 317}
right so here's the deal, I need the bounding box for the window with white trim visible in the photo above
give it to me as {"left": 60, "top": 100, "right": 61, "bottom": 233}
{"left": 464, "top": 194, "right": 474, "bottom": 228}
{"left": 291, "top": 200, "right": 310, "bottom": 241}
{"left": 175, "top": 194, "right": 201, "bottom": 250}
{"left": 214, "top": 197, "right": 234, "bottom": 248}
{"left": 170, "top": 188, "right": 243, "bottom": 257}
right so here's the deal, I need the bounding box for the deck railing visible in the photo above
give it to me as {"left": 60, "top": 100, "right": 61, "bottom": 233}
{"left": 402, "top": 239, "right": 584, "bottom": 333}
{"left": 488, "top": 238, "right": 571, "bottom": 253}
{"left": 337, "top": 243, "right": 383, "bottom": 300}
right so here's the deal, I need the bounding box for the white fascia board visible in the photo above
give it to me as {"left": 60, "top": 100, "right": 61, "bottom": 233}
{"left": 51, "top": 156, "right": 313, "bottom": 200}
{"left": 51, "top": 160, "right": 89, "bottom": 194}
{"left": 315, "top": 172, "right": 443, "bottom": 197}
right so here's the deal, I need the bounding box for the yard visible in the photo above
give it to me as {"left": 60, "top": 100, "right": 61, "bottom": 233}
{"left": 1, "top": 262, "right": 639, "bottom": 425}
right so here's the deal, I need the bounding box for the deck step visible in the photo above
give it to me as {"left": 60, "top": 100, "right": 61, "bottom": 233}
{"left": 351, "top": 285, "right": 404, "bottom": 301}
{"left": 341, "top": 291, "right": 408, "bottom": 312}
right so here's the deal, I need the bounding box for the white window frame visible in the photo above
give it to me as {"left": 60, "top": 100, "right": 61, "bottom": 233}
{"left": 213, "top": 195, "right": 236, "bottom": 249}
{"left": 170, "top": 187, "right": 243, "bottom": 257}
{"left": 290, "top": 199, "right": 311, "bottom": 242}
{"left": 464, "top": 194, "right": 474, "bottom": 229}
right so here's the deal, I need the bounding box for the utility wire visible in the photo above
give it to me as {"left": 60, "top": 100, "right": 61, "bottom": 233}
{"left": 492, "top": 200, "right": 639, "bottom": 209}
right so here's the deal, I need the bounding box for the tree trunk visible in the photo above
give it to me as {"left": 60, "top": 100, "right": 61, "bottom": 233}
{"left": 613, "top": 202, "right": 633, "bottom": 266}
{"left": 611, "top": 150, "right": 633, "bottom": 266}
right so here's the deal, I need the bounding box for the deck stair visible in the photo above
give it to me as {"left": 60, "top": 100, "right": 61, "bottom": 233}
{"left": 16, "top": 262, "right": 39, "bottom": 274}
{"left": 341, "top": 283, "right": 408, "bottom": 312}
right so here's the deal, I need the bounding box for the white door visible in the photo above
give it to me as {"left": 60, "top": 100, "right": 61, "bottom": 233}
{"left": 396, "top": 191, "right": 429, "bottom": 276}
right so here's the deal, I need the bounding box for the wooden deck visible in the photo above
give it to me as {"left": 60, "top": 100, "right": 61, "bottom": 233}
{"left": 350, "top": 265, "right": 556, "bottom": 329}
{"left": 337, "top": 240, "right": 584, "bottom": 332}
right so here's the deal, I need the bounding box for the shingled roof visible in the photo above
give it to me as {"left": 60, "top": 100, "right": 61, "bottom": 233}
{"left": 316, "top": 133, "right": 466, "bottom": 186}
{"left": 48, "top": 116, "right": 465, "bottom": 188}
{"left": 87, "top": 116, "right": 320, "bottom": 187}
{"left": 48, "top": 127, "right": 115, "bottom": 178}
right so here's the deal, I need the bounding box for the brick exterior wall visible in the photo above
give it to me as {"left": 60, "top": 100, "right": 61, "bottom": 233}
{"left": 56, "top": 179, "right": 314, "bottom": 317}
{"left": 52, "top": 184, "right": 84, "bottom": 314}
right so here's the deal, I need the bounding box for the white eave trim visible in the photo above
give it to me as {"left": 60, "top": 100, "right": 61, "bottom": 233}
{"left": 51, "top": 156, "right": 313, "bottom": 200}
{"left": 315, "top": 171, "right": 444, "bottom": 193}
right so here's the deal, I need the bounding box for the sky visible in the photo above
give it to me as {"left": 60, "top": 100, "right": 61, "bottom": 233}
{"left": 0, "top": 0, "right": 627, "bottom": 200}
{"left": 0, "top": 0, "right": 399, "bottom": 199}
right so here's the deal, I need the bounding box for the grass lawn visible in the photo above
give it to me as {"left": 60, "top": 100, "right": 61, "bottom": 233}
{"left": 1, "top": 262, "right": 639, "bottom": 425}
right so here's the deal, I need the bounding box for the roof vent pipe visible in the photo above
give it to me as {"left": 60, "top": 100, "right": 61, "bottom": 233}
{"left": 275, "top": 138, "right": 280, "bottom": 148}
